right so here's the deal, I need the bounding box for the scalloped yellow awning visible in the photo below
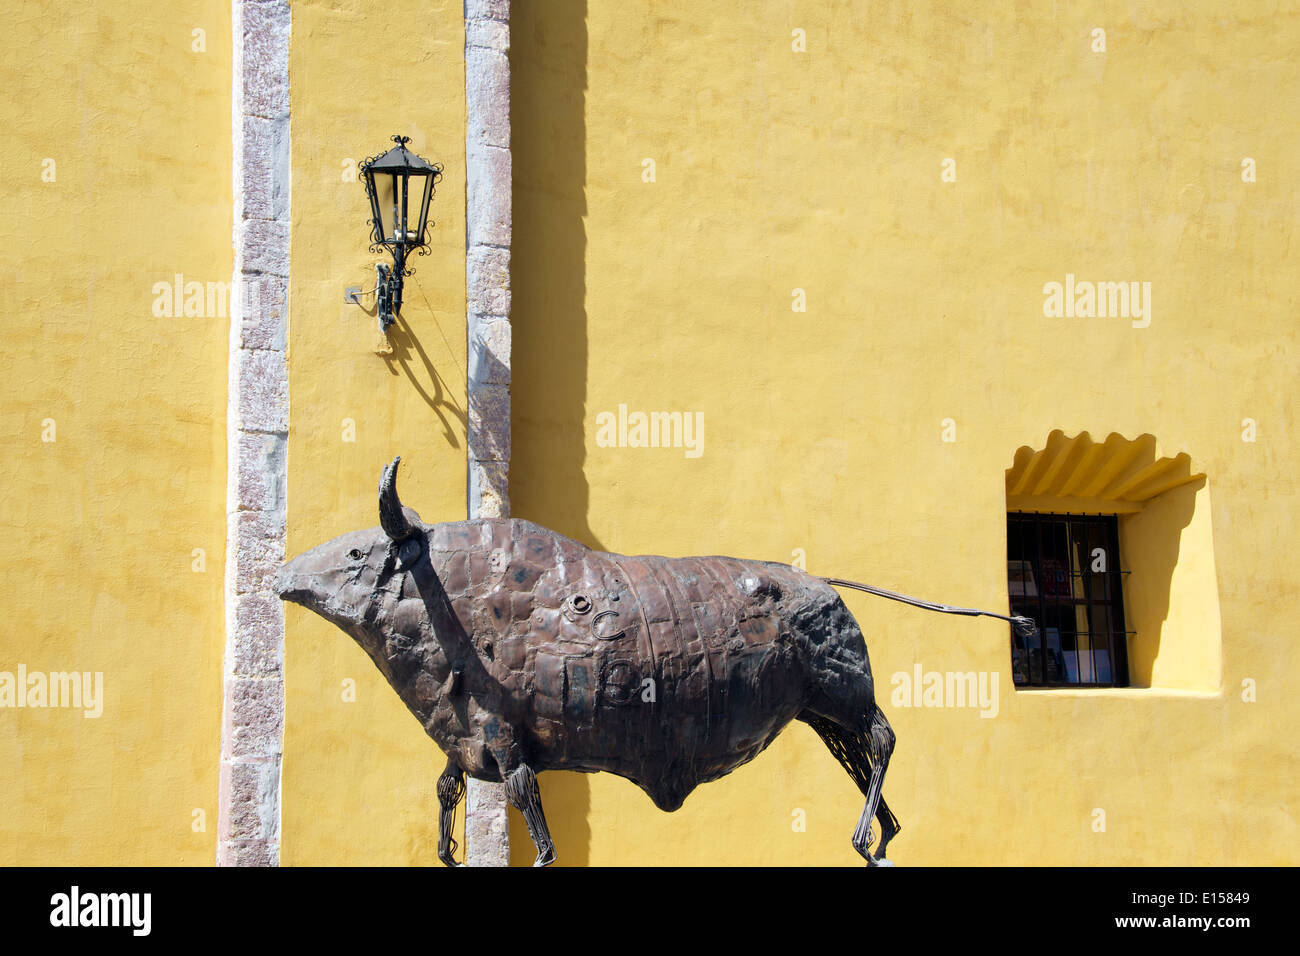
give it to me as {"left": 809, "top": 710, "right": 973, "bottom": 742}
{"left": 1006, "top": 431, "right": 1204, "bottom": 513}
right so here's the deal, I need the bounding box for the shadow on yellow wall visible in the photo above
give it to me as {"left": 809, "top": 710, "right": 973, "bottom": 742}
{"left": 1122, "top": 477, "right": 1222, "bottom": 691}
{"left": 510, "top": 0, "right": 596, "bottom": 865}
{"left": 384, "top": 304, "right": 467, "bottom": 451}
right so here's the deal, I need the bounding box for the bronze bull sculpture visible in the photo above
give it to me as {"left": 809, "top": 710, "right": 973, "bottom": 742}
{"left": 276, "top": 457, "right": 904, "bottom": 866}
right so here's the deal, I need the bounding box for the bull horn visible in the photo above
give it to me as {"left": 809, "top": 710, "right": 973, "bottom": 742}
{"left": 379, "top": 456, "right": 414, "bottom": 542}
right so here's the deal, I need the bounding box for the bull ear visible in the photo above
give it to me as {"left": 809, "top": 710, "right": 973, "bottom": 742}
{"left": 379, "top": 457, "right": 415, "bottom": 542}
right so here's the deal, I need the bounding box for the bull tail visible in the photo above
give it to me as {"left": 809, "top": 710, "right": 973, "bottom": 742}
{"left": 822, "top": 575, "right": 1037, "bottom": 638}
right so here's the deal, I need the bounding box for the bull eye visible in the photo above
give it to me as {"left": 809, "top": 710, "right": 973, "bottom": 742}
{"left": 348, "top": 549, "right": 364, "bottom": 561}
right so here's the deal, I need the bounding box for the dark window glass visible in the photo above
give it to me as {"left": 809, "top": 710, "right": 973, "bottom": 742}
{"left": 1006, "top": 513, "right": 1129, "bottom": 688}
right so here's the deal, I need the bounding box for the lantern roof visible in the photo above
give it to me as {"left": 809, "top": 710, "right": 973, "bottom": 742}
{"left": 362, "top": 135, "right": 442, "bottom": 176}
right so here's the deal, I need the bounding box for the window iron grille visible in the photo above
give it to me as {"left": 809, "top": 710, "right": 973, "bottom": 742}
{"left": 1007, "top": 512, "right": 1131, "bottom": 688}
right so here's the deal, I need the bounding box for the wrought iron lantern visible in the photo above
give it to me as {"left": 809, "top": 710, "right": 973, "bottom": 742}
{"left": 360, "top": 135, "right": 443, "bottom": 329}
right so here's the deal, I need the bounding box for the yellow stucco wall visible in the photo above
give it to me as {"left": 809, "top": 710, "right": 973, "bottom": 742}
{"left": 0, "top": 1, "right": 231, "bottom": 863}
{"left": 510, "top": 0, "right": 1299, "bottom": 864}
{"left": 2, "top": 0, "right": 1295, "bottom": 868}
{"left": 280, "top": 0, "right": 468, "bottom": 865}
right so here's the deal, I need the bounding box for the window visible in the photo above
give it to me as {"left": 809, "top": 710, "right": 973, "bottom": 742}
{"left": 1005, "top": 430, "right": 1222, "bottom": 691}
{"left": 1006, "top": 512, "right": 1130, "bottom": 688}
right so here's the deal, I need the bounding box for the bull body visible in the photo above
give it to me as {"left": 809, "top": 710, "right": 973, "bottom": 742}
{"left": 276, "top": 459, "right": 900, "bottom": 865}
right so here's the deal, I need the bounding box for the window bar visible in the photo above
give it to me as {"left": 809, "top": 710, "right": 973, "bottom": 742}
{"left": 1102, "top": 517, "right": 1112, "bottom": 683}
{"left": 1110, "top": 518, "right": 1129, "bottom": 686}
{"left": 1033, "top": 517, "right": 1048, "bottom": 685}
{"left": 1086, "top": 516, "right": 1098, "bottom": 686}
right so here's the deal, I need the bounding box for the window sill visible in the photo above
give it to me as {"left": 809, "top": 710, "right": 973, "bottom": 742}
{"left": 1013, "top": 686, "right": 1221, "bottom": 699}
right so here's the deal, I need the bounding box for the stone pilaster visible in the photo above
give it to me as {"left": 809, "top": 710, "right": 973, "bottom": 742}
{"left": 219, "top": 0, "right": 291, "bottom": 867}
{"left": 464, "top": 0, "right": 512, "bottom": 867}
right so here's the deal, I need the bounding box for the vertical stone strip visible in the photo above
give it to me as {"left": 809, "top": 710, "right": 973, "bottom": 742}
{"left": 219, "top": 0, "right": 291, "bottom": 867}
{"left": 464, "top": 0, "right": 512, "bottom": 867}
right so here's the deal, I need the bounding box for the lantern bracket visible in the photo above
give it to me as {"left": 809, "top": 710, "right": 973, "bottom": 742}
{"left": 376, "top": 262, "right": 400, "bottom": 330}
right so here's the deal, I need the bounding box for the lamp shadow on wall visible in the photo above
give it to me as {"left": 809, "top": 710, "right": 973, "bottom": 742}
{"left": 380, "top": 294, "right": 467, "bottom": 450}
{"left": 509, "top": 0, "right": 594, "bottom": 865}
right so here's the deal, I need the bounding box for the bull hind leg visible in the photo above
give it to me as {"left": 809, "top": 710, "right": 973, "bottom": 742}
{"left": 806, "top": 705, "right": 900, "bottom": 866}
{"left": 504, "top": 763, "right": 557, "bottom": 867}
{"left": 436, "top": 757, "right": 466, "bottom": 867}
{"left": 874, "top": 795, "right": 901, "bottom": 860}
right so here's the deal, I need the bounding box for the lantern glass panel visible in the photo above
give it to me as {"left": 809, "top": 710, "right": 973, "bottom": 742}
{"left": 371, "top": 171, "right": 407, "bottom": 243}
{"left": 413, "top": 173, "right": 435, "bottom": 243}
{"left": 363, "top": 170, "right": 383, "bottom": 245}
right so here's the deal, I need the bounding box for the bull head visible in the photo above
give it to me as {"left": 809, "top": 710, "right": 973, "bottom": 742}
{"left": 274, "top": 457, "right": 432, "bottom": 669}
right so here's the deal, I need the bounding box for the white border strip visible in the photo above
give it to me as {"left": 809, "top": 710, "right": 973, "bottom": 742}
{"left": 464, "top": 0, "right": 512, "bottom": 866}
{"left": 218, "top": 0, "right": 291, "bottom": 867}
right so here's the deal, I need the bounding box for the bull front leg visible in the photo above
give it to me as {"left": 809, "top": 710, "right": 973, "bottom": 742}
{"left": 436, "top": 756, "right": 466, "bottom": 867}
{"left": 504, "top": 763, "right": 556, "bottom": 867}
